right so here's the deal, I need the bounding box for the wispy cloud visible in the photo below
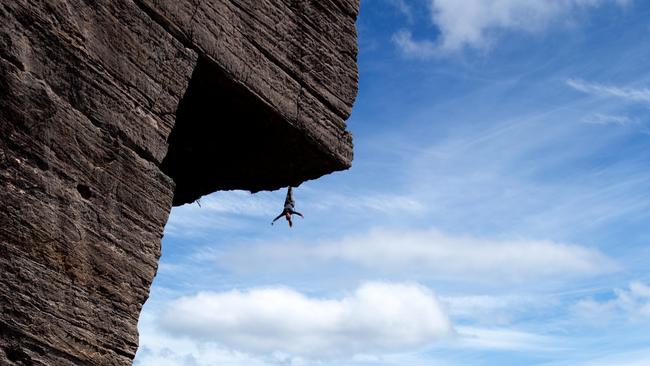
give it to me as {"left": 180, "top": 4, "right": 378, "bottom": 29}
{"left": 394, "top": 97, "right": 650, "bottom": 238}
{"left": 567, "top": 78, "right": 650, "bottom": 104}
{"left": 386, "top": 0, "right": 414, "bottom": 22}
{"left": 392, "top": 30, "right": 439, "bottom": 58}
{"left": 212, "top": 228, "right": 617, "bottom": 284}
{"left": 454, "top": 326, "right": 560, "bottom": 351}
{"left": 163, "top": 191, "right": 279, "bottom": 237}
{"left": 442, "top": 294, "right": 559, "bottom": 326}
{"left": 573, "top": 281, "right": 650, "bottom": 323}
{"left": 308, "top": 191, "right": 425, "bottom": 214}
{"left": 582, "top": 113, "right": 638, "bottom": 125}
{"left": 157, "top": 282, "right": 452, "bottom": 359}
{"left": 393, "top": 0, "right": 631, "bottom": 56}
{"left": 546, "top": 348, "right": 650, "bottom": 366}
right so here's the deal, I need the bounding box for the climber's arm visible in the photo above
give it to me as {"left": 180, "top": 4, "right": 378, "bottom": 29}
{"left": 271, "top": 212, "right": 285, "bottom": 225}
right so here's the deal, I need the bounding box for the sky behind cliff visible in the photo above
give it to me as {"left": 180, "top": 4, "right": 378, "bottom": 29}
{"left": 135, "top": 1, "right": 650, "bottom": 365}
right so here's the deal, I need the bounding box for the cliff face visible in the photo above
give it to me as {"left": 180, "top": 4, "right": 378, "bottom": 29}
{"left": 0, "top": 1, "right": 358, "bottom": 364}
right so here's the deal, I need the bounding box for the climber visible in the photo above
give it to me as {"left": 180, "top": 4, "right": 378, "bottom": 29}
{"left": 271, "top": 186, "right": 304, "bottom": 227}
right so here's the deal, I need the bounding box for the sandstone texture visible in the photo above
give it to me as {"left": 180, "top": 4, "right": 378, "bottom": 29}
{"left": 0, "top": 0, "right": 358, "bottom": 364}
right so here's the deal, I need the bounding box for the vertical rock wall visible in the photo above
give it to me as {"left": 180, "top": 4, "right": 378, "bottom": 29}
{"left": 0, "top": 0, "right": 358, "bottom": 364}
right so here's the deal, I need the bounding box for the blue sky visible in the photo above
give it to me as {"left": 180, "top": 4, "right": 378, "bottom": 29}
{"left": 135, "top": 1, "right": 650, "bottom": 365}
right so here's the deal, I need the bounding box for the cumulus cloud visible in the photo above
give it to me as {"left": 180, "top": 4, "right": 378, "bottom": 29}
{"left": 136, "top": 311, "right": 273, "bottom": 366}
{"left": 214, "top": 228, "right": 617, "bottom": 284}
{"left": 158, "top": 282, "right": 452, "bottom": 359}
{"left": 394, "top": 0, "right": 631, "bottom": 56}
{"left": 567, "top": 78, "right": 650, "bottom": 104}
{"left": 573, "top": 281, "right": 650, "bottom": 323}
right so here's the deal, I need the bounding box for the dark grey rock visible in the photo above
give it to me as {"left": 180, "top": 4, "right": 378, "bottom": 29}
{"left": 0, "top": 0, "right": 358, "bottom": 364}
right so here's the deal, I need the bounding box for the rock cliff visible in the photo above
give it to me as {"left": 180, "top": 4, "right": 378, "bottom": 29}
{"left": 0, "top": 1, "right": 358, "bottom": 364}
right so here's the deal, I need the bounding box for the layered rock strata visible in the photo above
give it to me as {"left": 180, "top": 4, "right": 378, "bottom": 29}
{"left": 0, "top": 0, "right": 358, "bottom": 364}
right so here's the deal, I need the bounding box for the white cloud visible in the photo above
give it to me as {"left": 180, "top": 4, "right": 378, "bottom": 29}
{"left": 214, "top": 228, "right": 617, "bottom": 284}
{"left": 392, "top": 30, "right": 439, "bottom": 58}
{"left": 157, "top": 282, "right": 452, "bottom": 359}
{"left": 573, "top": 281, "right": 650, "bottom": 323}
{"left": 135, "top": 344, "right": 270, "bottom": 366}
{"left": 567, "top": 78, "right": 650, "bottom": 104}
{"left": 431, "top": 0, "right": 556, "bottom": 51}
{"left": 136, "top": 312, "right": 273, "bottom": 366}
{"left": 394, "top": 0, "right": 631, "bottom": 56}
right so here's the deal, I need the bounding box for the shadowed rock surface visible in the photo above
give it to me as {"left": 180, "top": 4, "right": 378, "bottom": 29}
{"left": 0, "top": 0, "right": 358, "bottom": 364}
